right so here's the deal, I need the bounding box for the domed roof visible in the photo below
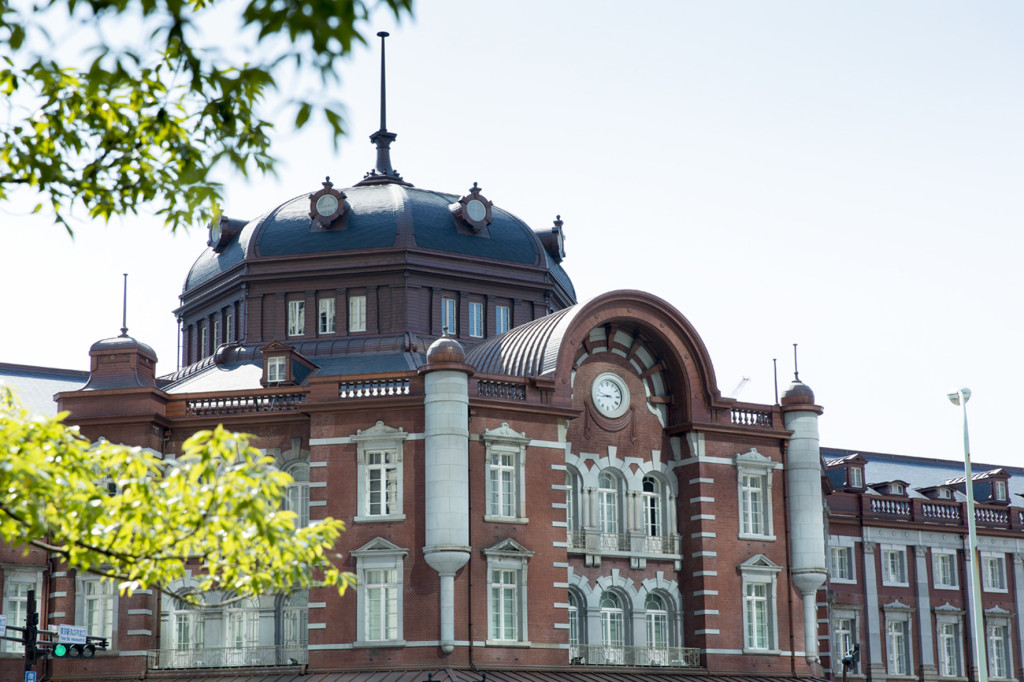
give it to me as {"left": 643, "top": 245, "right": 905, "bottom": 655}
{"left": 89, "top": 334, "right": 157, "bottom": 359}
{"left": 426, "top": 336, "right": 467, "bottom": 365}
{"left": 184, "top": 183, "right": 575, "bottom": 297}
{"left": 780, "top": 379, "right": 816, "bottom": 406}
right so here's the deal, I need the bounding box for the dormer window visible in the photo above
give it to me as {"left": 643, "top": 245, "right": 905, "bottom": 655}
{"left": 993, "top": 480, "right": 1007, "bottom": 501}
{"left": 890, "top": 483, "right": 904, "bottom": 496}
{"left": 267, "top": 356, "right": 287, "bottom": 383}
{"left": 937, "top": 488, "right": 952, "bottom": 500}
{"left": 849, "top": 467, "right": 863, "bottom": 489}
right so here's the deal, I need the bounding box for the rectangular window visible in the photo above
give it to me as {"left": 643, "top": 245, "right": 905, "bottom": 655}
{"left": 834, "top": 616, "right": 857, "bottom": 674}
{"left": 488, "top": 453, "right": 515, "bottom": 518}
{"left": 744, "top": 583, "right": 769, "bottom": 650}
{"left": 349, "top": 295, "right": 366, "bottom": 332}
{"left": 365, "top": 568, "right": 399, "bottom": 641}
{"left": 319, "top": 297, "right": 336, "bottom": 334}
{"left": 366, "top": 451, "right": 398, "bottom": 516}
{"left": 740, "top": 473, "right": 766, "bottom": 536}
{"left": 849, "top": 467, "right": 863, "bottom": 488}
{"left": 442, "top": 297, "right": 457, "bottom": 335}
{"left": 2, "top": 579, "right": 39, "bottom": 653}
{"left": 213, "top": 319, "right": 222, "bottom": 349}
{"left": 200, "top": 324, "right": 208, "bottom": 357}
{"left": 987, "top": 622, "right": 1011, "bottom": 679}
{"left": 886, "top": 620, "right": 909, "bottom": 675}
{"left": 933, "top": 551, "right": 958, "bottom": 589}
{"left": 993, "top": 480, "right": 1007, "bottom": 501}
{"left": 830, "top": 546, "right": 854, "bottom": 582}
{"left": 267, "top": 356, "right": 286, "bottom": 383}
{"left": 225, "top": 310, "right": 234, "bottom": 343}
{"left": 882, "top": 548, "right": 907, "bottom": 585}
{"left": 489, "top": 569, "right": 518, "bottom": 641}
{"left": 937, "top": 621, "right": 962, "bottom": 677}
{"left": 468, "top": 301, "right": 484, "bottom": 338}
{"left": 983, "top": 554, "right": 1007, "bottom": 591}
{"left": 496, "top": 305, "right": 510, "bottom": 334}
{"left": 287, "top": 300, "right": 305, "bottom": 336}
{"left": 83, "top": 579, "right": 115, "bottom": 641}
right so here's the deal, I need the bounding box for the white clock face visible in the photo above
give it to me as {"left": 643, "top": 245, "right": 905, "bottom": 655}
{"left": 466, "top": 198, "right": 487, "bottom": 222}
{"left": 315, "top": 193, "right": 339, "bottom": 217}
{"left": 592, "top": 372, "right": 629, "bottom": 417}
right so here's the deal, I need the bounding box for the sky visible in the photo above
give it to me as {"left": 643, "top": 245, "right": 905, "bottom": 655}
{"left": 2, "top": 1, "right": 1021, "bottom": 468}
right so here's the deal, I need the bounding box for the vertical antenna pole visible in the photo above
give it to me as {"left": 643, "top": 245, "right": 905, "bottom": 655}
{"left": 773, "top": 358, "right": 779, "bottom": 405}
{"left": 120, "top": 273, "right": 129, "bottom": 337}
{"left": 378, "top": 31, "right": 389, "bottom": 132}
{"left": 792, "top": 343, "right": 799, "bottom": 381}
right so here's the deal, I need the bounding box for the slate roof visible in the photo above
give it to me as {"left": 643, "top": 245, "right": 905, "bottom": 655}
{"left": 184, "top": 183, "right": 575, "bottom": 300}
{"left": 466, "top": 305, "right": 580, "bottom": 378}
{"left": 0, "top": 362, "right": 89, "bottom": 415}
{"left": 822, "top": 447, "right": 1024, "bottom": 501}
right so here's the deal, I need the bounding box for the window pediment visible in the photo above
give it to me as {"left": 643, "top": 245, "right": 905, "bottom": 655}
{"left": 352, "top": 420, "right": 409, "bottom": 445}
{"left": 735, "top": 448, "right": 775, "bottom": 471}
{"left": 483, "top": 538, "right": 534, "bottom": 559}
{"left": 352, "top": 537, "right": 409, "bottom": 558}
{"left": 482, "top": 422, "right": 530, "bottom": 446}
{"left": 740, "top": 554, "right": 782, "bottom": 573}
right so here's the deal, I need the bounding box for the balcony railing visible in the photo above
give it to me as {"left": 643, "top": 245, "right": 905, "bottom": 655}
{"left": 568, "top": 530, "right": 679, "bottom": 556}
{"left": 185, "top": 392, "right": 306, "bottom": 416}
{"left": 855, "top": 495, "right": 1023, "bottom": 531}
{"left": 477, "top": 379, "right": 527, "bottom": 400}
{"left": 149, "top": 645, "right": 307, "bottom": 669}
{"left": 730, "top": 406, "right": 773, "bottom": 428}
{"left": 339, "top": 378, "right": 410, "bottom": 399}
{"left": 569, "top": 644, "right": 700, "bottom": 667}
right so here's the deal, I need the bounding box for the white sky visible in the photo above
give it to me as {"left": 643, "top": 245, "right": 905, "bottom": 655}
{"left": 2, "top": 1, "right": 1021, "bottom": 468}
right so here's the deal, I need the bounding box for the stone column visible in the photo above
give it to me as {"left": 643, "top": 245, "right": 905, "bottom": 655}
{"left": 914, "top": 545, "right": 937, "bottom": 681}
{"left": 862, "top": 542, "right": 886, "bottom": 680}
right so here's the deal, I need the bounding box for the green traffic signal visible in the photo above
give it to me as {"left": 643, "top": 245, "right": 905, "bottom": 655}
{"left": 54, "top": 643, "right": 68, "bottom": 657}
{"left": 52, "top": 643, "right": 95, "bottom": 658}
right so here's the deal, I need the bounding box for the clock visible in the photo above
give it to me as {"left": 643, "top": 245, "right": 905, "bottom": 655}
{"left": 592, "top": 372, "right": 630, "bottom": 418}
{"left": 308, "top": 176, "right": 347, "bottom": 228}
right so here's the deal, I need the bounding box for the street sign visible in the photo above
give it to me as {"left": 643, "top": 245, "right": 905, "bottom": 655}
{"left": 57, "top": 625, "right": 87, "bottom": 644}
{"left": 0, "top": 614, "right": 6, "bottom": 637}
{"left": 25, "top": 671, "right": 37, "bottom": 682}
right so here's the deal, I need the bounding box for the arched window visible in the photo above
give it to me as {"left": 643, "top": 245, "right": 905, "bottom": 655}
{"left": 168, "top": 594, "right": 206, "bottom": 668}
{"left": 598, "top": 472, "right": 620, "bottom": 534}
{"left": 599, "top": 591, "right": 626, "bottom": 664}
{"left": 645, "top": 592, "right": 670, "bottom": 665}
{"left": 566, "top": 470, "right": 579, "bottom": 531}
{"left": 285, "top": 461, "right": 310, "bottom": 528}
{"left": 281, "top": 590, "right": 308, "bottom": 659}
{"left": 642, "top": 475, "right": 662, "bottom": 537}
{"left": 568, "top": 588, "right": 585, "bottom": 663}
{"left": 224, "top": 596, "right": 260, "bottom": 665}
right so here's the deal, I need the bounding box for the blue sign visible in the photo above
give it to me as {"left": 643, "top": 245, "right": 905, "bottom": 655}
{"left": 25, "top": 671, "right": 37, "bottom": 682}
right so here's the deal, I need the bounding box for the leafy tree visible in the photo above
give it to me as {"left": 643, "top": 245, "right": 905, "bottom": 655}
{"left": 0, "top": 387, "right": 353, "bottom": 605}
{"left": 0, "top": 0, "right": 413, "bottom": 232}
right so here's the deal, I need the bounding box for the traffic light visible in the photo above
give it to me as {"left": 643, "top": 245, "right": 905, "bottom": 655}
{"left": 52, "top": 643, "right": 96, "bottom": 659}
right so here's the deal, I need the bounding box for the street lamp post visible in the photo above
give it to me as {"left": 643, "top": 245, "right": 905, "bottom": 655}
{"left": 948, "top": 387, "right": 987, "bottom": 682}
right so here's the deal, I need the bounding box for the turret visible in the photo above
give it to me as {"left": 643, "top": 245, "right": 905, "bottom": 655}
{"left": 419, "top": 337, "right": 473, "bottom": 653}
{"left": 781, "top": 375, "right": 827, "bottom": 664}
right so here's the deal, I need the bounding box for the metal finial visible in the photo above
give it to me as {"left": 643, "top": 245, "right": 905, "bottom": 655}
{"left": 356, "top": 31, "right": 410, "bottom": 186}
{"left": 792, "top": 343, "right": 799, "bottom": 381}
{"left": 119, "top": 273, "right": 129, "bottom": 337}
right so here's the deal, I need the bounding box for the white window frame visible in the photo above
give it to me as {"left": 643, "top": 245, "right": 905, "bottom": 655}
{"left": 890, "top": 482, "right": 905, "bottom": 495}
{"left": 212, "top": 318, "right": 222, "bottom": 349}
{"left": 992, "top": 480, "right": 1007, "bottom": 501}
{"left": 597, "top": 471, "right": 621, "bottom": 534}
{"left": 830, "top": 545, "right": 855, "bottom": 583}
{"left": 284, "top": 460, "right": 310, "bottom": 528}
{"left": 933, "top": 549, "right": 958, "bottom": 589}
{"left": 644, "top": 592, "right": 672, "bottom": 665}
{"left": 832, "top": 610, "right": 859, "bottom": 675}
{"left": 349, "top": 294, "right": 366, "bottom": 332}
{"left": 199, "top": 324, "right": 208, "bottom": 357}
{"left": 287, "top": 299, "right": 305, "bottom": 336}
{"left": 482, "top": 423, "right": 529, "bottom": 523}
{"left": 442, "top": 297, "right": 457, "bottom": 335}
{"left": 935, "top": 614, "right": 963, "bottom": 678}
{"left": 223, "top": 596, "right": 260, "bottom": 665}
{"left": 599, "top": 591, "right": 627, "bottom": 663}
{"left": 483, "top": 539, "right": 533, "bottom": 645}
{"left": 739, "top": 555, "right": 782, "bottom": 653}
{"left": 568, "top": 589, "right": 583, "bottom": 654}
{"left": 468, "top": 301, "right": 484, "bottom": 338}
{"left": 881, "top": 545, "right": 909, "bottom": 587}
{"left": 77, "top": 574, "right": 116, "bottom": 645}
{"left": 318, "top": 297, "right": 336, "bottom": 334}
{"left": 267, "top": 355, "right": 286, "bottom": 383}
{"left": 281, "top": 590, "right": 308, "bottom": 651}
{"left": 353, "top": 421, "right": 408, "bottom": 523}
{"left": 167, "top": 592, "right": 207, "bottom": 666}
{"left": 849, "top": 467, "right": 863, "bottom": 488}
{"left": 981, "top": 552, "right": 1007, "bottom": 592}
{"left": 2, "top": 571, "right": 42, "bottom": 653}
{"left": 735, "top": 449, "right": 776, "bottom": 541}
{"left": 986, "top": 615, "right": 1013, "bottom": 680}
{"left": 495, "top": 305, "right": 510, "bottom": 334}
{"left": 883, "top": 606, "right": 913, "bottom": 677}
{"left": 353, "top": 538, "right": 408, "bottom": 646}
{"left": 642, "top": 474, "right": 664, "bottom": 538}
{"left": 225, "top": 310, "right": 234, "bottom": 343}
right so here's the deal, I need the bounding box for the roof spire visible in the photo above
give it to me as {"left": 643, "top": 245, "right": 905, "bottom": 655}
{"left": 792, "top": 342, "right": 800, "bottom": 381}
{"left": 119, "top": 272, "right": 129, "bottom": 337}
{"left": 356, "top": 31, "right": 411, "bottom": 186}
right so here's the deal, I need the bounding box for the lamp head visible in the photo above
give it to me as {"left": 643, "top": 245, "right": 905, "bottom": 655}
{"left": 947, "top": 387, "right": 971, "bottom": 406}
